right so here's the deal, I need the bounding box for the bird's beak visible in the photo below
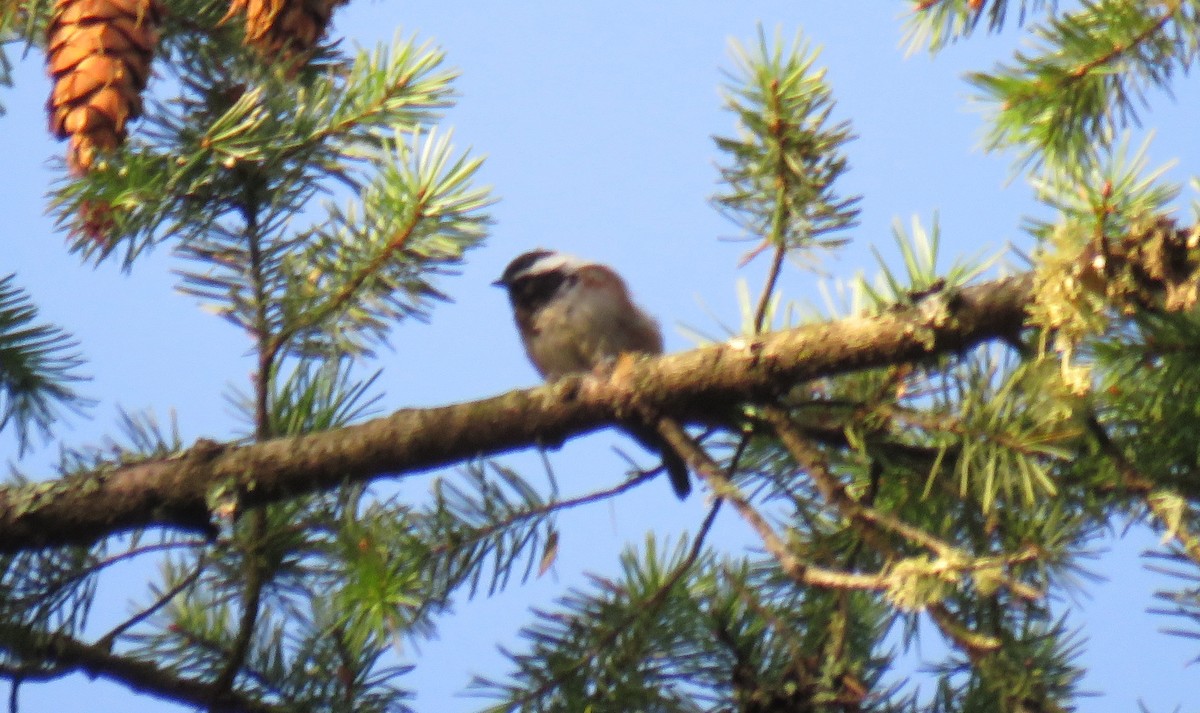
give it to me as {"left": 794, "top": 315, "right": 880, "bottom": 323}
{"left": 491, "top": 278, "right": 507, "bottom": 288}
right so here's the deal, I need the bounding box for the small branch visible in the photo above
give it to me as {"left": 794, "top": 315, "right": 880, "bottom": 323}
{"left": 887, "top": 404, "right": 1075, "bottom": 461}
{"left": 162, "top": 625, "right": 282, "bottom": 698}
{"left": 212, "top": 514, "right": 267, "bottom": 705}
{"left": 1083, "top": 414, "right": 1154, "bottom": 494}
{"left": 1063, "top": 1, "right": 1179, "bottom": 80}
{"left": 926, "top": 603, "right": 1002, "bottom": 660}
{"left": 751, "top": 243, "right": 786, "bottom": 333}
{"left": 749, "top": 72, "right": 793, "bottom": 334}
{"left": 1001, "top": 1, "right": 1180, "bottom": 109}
{"left": 430, "top": 467, "right": 656, "bottom": 559}
{"left": 763, "top": 405, "right": 953, "bottom": 554}
{"left": 1086, "top": 414, "right": 1200, "bottom": 565}
{"left": 0, "top": 624, "right": 283, "bottom": 713}
{"left": 0, "top": 664, "right": 66, "bottom": 684}
{"left": 772, "top": 416, "right": 930, "bottom": 541}
{"left": 210, "top": 192, "right": 273, "bottom": 706}
{"left": 656, "top": 420, "right": 885, "bottom": 592}
{"left": 97, "top": 554, "right": 207, "bottom": 648}
{"left": 265, "top": 198, "right": 427, "bottom": 366}
{"left": 764, "top": 405, "right": 1044, "bottom": 602}
{"left": 76, "top": 538, "right": 208, "bottom": 586}
{"left": 719, "top": 564, "right": 870, "bottom": 705}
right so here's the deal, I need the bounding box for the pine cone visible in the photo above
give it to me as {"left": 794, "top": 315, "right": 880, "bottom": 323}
{"left": 46, "top": 0, "right": 162, "bottom": 173}
{"left": 223, "top": 0, "right": 347, "bottom": 61}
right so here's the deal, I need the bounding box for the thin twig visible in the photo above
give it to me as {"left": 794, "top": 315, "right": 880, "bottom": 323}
{"left": 1086, "top": 414, "right": 1200, "bottom": 565}
{"left": 97, "top": 554, "right": 207, "bottom": 648}
{"left": 0, "top": 665, "right": 64, "bottom": 684}
{"left": 656, "top": 421, "right": 886, "bottom": 592}
{"left": 718, "top": 564, "right": 871, "bottom": 707}
{"left": 1003, "top": 1, "right": 1180, "bottom": 109}
{"left": 211, "top": 495, "right": 269, "bottom": 704}
{"left": 764, "top": 403, "right": 1043, "bottom": 659}
{"left": 264, "top": 199, "right": 427, "bottom": 367}
{"left": 763, "top": 404, "right": 1043, "bottom": 602}
{"left": 927, "top": 603, "right": 1002, "bottom": 660}
{"left": 0, "top": 623, "right": 284, "bottom": 713}
{"left": 72, "top": 538, "right": 208, "bottom": 585}
{"left": 749, "top": 69, "right": 792, "bottom": 335}
{"left": 752, "top": 244, "right": 787, "bottom": 335}
{"left": 427, "top": 467, "right": 657, "bottom": 559}
{"left": 764, "top": 406, "right": 953, "bottom": 556}
{"left": 212, "top": 194, "right": 272, "bottom": 707}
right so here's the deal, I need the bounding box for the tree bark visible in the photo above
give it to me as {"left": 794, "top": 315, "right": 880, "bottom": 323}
{"left": 0, "top": 273, "right": 1034, "bottom": 554}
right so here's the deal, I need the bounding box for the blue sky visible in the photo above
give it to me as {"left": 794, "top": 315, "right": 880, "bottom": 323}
{"left": 4, "top": 2, "right": 1200, "bottom": 710}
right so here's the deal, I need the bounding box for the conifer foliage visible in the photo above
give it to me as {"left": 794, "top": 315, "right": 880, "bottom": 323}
{"left": 2, "top": 1, "right": 1200, "bottom": 712}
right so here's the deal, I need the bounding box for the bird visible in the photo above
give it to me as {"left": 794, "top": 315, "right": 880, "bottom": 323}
{"left": 494, "top": 249, "right": 691, "bottom": 499}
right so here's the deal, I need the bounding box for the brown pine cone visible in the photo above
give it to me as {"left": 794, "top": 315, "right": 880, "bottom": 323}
{"left": 223, "top": 0, "right": 347, "bottom": 61}
{"left": 46, "top": 0, "right": 162, "bottom": 173}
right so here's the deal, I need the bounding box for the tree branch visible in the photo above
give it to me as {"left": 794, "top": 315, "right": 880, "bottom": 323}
{"left": 0, "top": 625, "right": 283, "bottom": 713}
{"left": 0, "top": 273, "right": 1034, "bottom": 554}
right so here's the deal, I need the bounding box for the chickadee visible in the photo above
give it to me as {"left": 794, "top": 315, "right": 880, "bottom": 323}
{"left": 494, "top": 249, "right": 691, "bottom": 499}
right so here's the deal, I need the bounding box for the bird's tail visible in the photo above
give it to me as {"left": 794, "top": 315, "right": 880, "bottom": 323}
{"left": 627, "top": 422, "right": 691, "bottom": 500}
